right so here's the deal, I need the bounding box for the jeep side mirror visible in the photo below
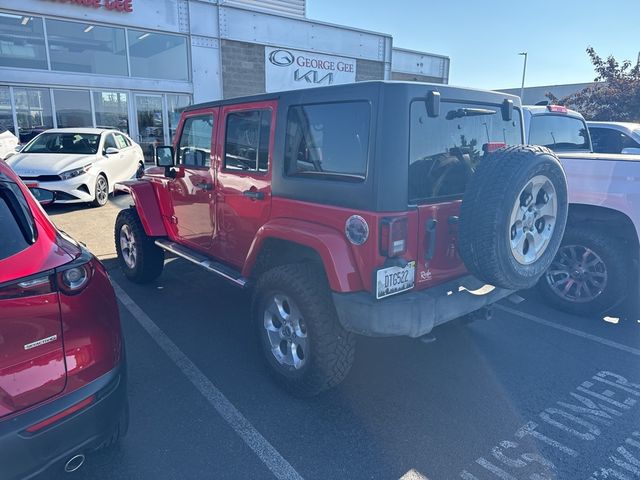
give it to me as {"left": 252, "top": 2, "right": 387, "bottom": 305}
{"left": 426, "top": 91, "right": 440, "bottom": 118}
{"left": 30, "top": 187, "right": 55, "bottom": 206}
{"left": 501, "top": 99, "right": 513, "bottom": 121}
{"left": 621, "top": 147, "right": 640, "bottom": 155}
{"left": 156, "top": 146, "right": 175, "bottom": 167}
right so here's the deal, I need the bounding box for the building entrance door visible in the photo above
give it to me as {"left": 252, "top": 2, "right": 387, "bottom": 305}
{"left": 135, "top": 94, "right": 164, "bottom": 162}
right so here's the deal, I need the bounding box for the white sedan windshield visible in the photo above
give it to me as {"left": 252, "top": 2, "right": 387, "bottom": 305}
{"left": 23, "top": 133, "right": 100, "bottom": 155}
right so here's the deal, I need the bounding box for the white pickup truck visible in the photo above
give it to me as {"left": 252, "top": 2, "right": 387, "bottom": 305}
{"left": 523, "top": 105, "right": 639, "bottom": 316}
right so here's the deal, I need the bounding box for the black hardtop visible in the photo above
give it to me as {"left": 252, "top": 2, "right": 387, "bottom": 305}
{"left": 184, "top": 80, "right": 521, "bottom": 112}
{"left": 186, "top": 81, "right": 522, "bottom": 212}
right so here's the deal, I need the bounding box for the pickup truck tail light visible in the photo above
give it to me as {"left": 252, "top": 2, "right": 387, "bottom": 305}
{"left": 547, "top": 105, "right": 568, "bottom": 114}
{"left": 380, "top": 217, "right": 408, "bottom": 257}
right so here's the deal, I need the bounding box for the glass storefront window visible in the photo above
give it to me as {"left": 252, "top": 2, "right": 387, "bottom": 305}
{"left": 0, "top": 87, "right": 15, "bottom": 135}
{"left": 135, "top": 94, "right": 164, "bottom": 162}
{"left": 167, "top": 94, "right": 191, "bottom": 141}
{"left": 93, "top": 91, "right": 129, "bottom": 133}
{"left": 13, "top": 87, "right": 53, "bottom": 143}
{"left": 53, "top": 89, "right": 92, "bottom": 128}
{"left": 0, "top": 13, "right": 47, "bottom": 70}
{"left": 46, "top": 20, "right": 128, "bottom": 76}
{"left": 128, "top": 30, "right": 189, "bottom": 81}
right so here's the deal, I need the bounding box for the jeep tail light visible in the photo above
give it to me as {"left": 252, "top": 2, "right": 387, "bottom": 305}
{"left": 0, "top": 275, "right": 54, "bottom": 300}
{"left": 380, "top": 217, "right": 408, "bottom": 257}
{"left": 547, "top": 105, "right": 568, "bottom": 114}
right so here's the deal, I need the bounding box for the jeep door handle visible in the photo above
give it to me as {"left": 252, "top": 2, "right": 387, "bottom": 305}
{"left": 243, "top": 190, "right": 265, "bottom": 200}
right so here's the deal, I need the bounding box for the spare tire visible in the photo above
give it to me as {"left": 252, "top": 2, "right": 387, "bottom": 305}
{"left": 459, "top": 145, "right": 568, "bottom": 290}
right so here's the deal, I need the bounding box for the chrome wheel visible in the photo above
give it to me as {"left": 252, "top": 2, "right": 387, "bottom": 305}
{"left": 509, "top": 175, "right": 557, "bottom": 265}
{"left": 119, "top": 224, "right": 137, "bottom": 269}
{"left": 545, "top": 245, "right": 607, "bottom": 303}
{"left": 95, "top": 176, "right": 108, "bottom": 205}
{"left": 263, "top": 294, "right": 308, "bottom": 370}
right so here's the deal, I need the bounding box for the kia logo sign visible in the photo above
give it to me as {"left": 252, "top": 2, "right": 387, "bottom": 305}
{"left": 268, "top": 49, "right": 295, "bottom": 67}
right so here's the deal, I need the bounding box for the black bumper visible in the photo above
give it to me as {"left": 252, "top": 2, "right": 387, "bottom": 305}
{"left": 0, "top": 363, "right": 128, "bottom": 480}
{"left": 332, "top": 275, "right": 514, "bottom": 337}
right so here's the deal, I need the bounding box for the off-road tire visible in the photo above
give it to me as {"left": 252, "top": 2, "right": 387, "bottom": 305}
{"left": 459, "top": 145, "right": 568, "bottom": 290}
{"left": 253, "top": 264, "right": 356, "bottom": 397}
{"left": 91, "top": 174, "right": 109, "bottom": 207}
{"left": 115, "top": 208, "right": 164, "bottom": 283}
{"left": 537, "top": 227, "right": 628, "bottom": 316}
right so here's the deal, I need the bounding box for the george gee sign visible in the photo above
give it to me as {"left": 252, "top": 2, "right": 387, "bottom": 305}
{"left": 39, "top": 0, "right": 133, "bottom": 13}
{"left": 265, "top": 47, "right": 356, "bottom": 92}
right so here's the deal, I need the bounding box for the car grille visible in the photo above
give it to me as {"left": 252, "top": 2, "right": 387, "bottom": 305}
{"left": 20, "top": 175, "right": 62, "bottom": 182}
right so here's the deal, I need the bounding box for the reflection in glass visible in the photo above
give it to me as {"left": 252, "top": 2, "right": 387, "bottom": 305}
{"left": 128, "top": 30, "right": 189, "bottom": 81}
{"left": 14, "top": 88, "right": 53, "bottom": 143}
{"left": 167, "top": 94, "right": 191, "bottom": 141}
{"left": 53, "top": 89, "right": 92, "bottom": 128}
{"left": 0, "top": 13, "right": 47, "bottom": 69}
{"left": 136, "top": 95, "right": 164, "bottom": 162}
{"left": 0, "top": 86, "right": 15, "bottom": 135}
{"left": 93, "top": 91, "right": 129, "bottom": 133}
{"left": 46, "top": 19, "right": 127, "bottom": 76}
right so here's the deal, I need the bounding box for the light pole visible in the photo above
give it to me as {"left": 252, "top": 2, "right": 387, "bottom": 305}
{"left": 519, "top": 52, "right": 528, "bottom": 102}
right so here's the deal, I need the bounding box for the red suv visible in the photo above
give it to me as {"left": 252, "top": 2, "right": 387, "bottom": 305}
{"left": 0, "top": 162, "right": 127, "bottom": 479}
{"left": 115, "top": 81, "right": 568, "bottom": 396}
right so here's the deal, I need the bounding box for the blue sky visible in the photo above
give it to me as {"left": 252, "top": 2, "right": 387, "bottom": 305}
{"left": 307, "top": 0, "right": 638, "bottom": 90}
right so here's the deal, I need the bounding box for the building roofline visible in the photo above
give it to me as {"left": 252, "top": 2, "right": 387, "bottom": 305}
{"left": 392, "top": 46, "right": 450, "bottom": 61}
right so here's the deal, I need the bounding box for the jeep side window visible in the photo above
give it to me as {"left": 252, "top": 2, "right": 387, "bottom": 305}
{"left": 178, "top": 114, "right": 213, "bottom": 167}
{"left": 223, "top": 109, "right": 271, "bottom": 172}
{"left": 284, "top": 102, "right": 370, "bottom": 182}
{"left": 409, "top": 101, "right": 523, "bottom": 203}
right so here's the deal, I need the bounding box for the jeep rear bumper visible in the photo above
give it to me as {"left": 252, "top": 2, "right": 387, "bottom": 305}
{"left": 332, "top": 275, "right": 514, "bottom": 338}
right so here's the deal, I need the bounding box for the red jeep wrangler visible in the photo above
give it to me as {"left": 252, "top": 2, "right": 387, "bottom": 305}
{"left": 115, "top": 81, "right": 568, "bottom": 396}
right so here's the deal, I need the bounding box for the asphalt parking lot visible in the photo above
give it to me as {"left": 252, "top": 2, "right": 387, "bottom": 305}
{"left": 44, "top": 195, "right": 640, "bottom": 480}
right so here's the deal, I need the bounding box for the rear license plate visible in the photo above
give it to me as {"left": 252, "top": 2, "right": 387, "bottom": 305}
{"left": 376, "top": 261, "right": 416, "bottom": 299}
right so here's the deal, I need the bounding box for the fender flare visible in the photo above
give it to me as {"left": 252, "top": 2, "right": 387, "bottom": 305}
{"left": 242, "top": 218, "right": 363, "bottom": 292}
{"left": 116, "top": 180, "right": 167, "bottom": 237}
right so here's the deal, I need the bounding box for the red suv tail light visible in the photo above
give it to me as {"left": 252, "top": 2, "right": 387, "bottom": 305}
{"left": 380, "top": 217, "right": 408, "bottom": 257}
{"left": 0, "top": 274, "right": 54, "bottom": 300}
{"left": 0, "top": 252, "right": 93, "bottom": 300}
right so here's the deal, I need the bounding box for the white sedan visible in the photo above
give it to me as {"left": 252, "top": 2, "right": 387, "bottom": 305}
{"left": 6, "top": 128, "right": 144, "bottom": 207}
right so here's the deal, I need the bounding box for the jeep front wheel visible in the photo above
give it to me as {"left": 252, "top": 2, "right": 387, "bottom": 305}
{"left": 253, "top": 264, "right": 356, "bottom": 397}
{"left": 115, "top": 208, "right": 165, "bottom": 283}
{"left": 459, "top": 145, "right": 569, "bottom": 290}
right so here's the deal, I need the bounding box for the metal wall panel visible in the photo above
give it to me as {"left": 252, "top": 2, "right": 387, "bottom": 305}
{"left": 191, "top": 40, "right": 222, "bottom": 102}
{"left": 189, "top": 2, "right": 220, "bottom": 37}
{"left": 221, "top": 0, "right": 305, "bottom": 18}
{"left": 218, "top": 6, "right": 390, "bottom": 62}
{"left": 391, "top": 48, "right": 449, "bottom": 80}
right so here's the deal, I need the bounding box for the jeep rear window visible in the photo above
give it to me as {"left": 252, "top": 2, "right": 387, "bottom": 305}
{"left": 409, "top": 101, "right": 523, "bottom": 204}
{"left": 529, "top": 114, "right": 590, "bottom": 152}
{"left": 0, "top": 181, "right": 36, "bottom": 260}
{"left": 285, "top": 102, "right": 370, "bottom": 182}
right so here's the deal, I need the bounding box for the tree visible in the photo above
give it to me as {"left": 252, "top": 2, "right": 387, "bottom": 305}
{"left": 547, "top": 47, "right": 640, "bottom": 122}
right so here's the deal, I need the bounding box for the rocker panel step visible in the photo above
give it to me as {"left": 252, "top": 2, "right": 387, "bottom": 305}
{"left": 154, "top": 239, "right": 248, "bottom": 288}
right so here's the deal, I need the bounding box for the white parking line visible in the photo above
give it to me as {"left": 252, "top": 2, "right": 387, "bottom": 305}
{"left": 112, "top": 281, "right": 304, "bottom": 480}
{"left": 496, "top": 304, "right": 640, "bottom": 357}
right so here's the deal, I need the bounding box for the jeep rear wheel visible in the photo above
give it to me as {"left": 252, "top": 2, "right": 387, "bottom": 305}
{"left": 253, "top": 264, "right": 356, "bottom": 397}
{"left": 115, "top": 208, "right": 165, "bottom": 283}
{"left": 459, "top": 145, "right": 568, "bottom": 290}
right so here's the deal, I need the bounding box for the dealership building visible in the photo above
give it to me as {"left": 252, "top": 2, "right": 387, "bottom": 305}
{"left": 0, "top": 0, "right": 449, "bottom": 159}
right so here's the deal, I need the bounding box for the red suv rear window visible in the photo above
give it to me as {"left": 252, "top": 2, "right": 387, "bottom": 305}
{"left": 0, "top": 182, "right": 36, "bottom": 260}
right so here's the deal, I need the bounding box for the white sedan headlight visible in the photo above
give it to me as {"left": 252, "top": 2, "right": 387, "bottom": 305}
{"left": 59, "top": 164, "right": 91, "bottom": 180}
